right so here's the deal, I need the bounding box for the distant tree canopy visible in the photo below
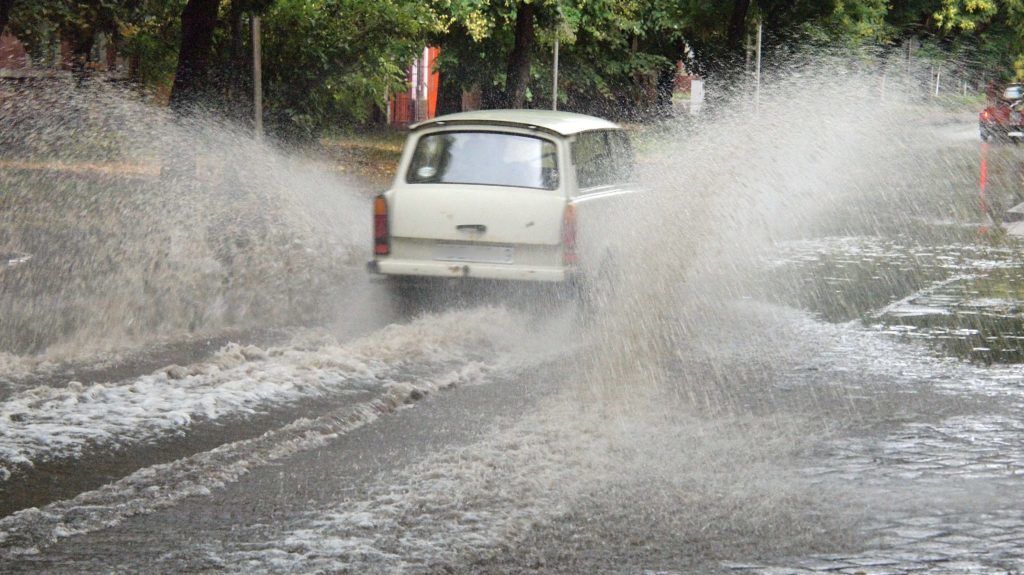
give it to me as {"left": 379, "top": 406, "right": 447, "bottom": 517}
{"left": 260, "top": 0, "right": 437, "bottom": 138}
{"left": 6, "top": 0, "right": 1024, "bottom": 134}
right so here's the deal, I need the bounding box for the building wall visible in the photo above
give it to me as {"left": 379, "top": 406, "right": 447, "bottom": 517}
{"left": 2, "top": 29, "right": 125, "bottom": 79}
{"left": 388, "top": 47, "right": 440, "bottom": 127}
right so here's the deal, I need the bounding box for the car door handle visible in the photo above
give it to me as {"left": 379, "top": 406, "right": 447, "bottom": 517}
{"left": 456, "top": 224, "right": 487, "bottom": 232}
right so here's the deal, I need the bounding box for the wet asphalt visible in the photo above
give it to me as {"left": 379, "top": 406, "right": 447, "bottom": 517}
{"left": 3, "top": 346, "right": 571, "bottom": 573}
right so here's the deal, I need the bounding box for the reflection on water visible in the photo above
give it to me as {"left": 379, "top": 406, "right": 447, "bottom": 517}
{"left": 756, "top": 136, "right": 1024, "bottom": 365}
{"left": 769, "top": 236, "right": 1024, "bottom": 364}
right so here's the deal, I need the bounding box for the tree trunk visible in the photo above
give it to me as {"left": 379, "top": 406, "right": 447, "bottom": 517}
{"left": 503, "top": 1, "right": 536, "bottom": 109}
{"left": 169, "top": 0, "right": 221, "bottom": 114}
{"left": 654, "top": 63, "right": 676, "bottom": 119}
{"left": 481, "top": 83, "right": 504, "bottom": 109}
{"left": 436, "top": 73, "right": 462, "bottom": 115}
{"left": 726, "top": 0, "right": 751, "bottom": 53}
{"left": 0, "top": 0, "right": 14, "bottom": 37}
{"left": 62, "top": 22, "right": 95, "bottom": 79}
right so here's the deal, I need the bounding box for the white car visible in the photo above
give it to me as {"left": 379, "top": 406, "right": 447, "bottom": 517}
{"left": 367, "top": 110, "right": 637, "bottom": 297}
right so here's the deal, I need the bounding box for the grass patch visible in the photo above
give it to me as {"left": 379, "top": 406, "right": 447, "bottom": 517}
{"left": 320, "top": 129, "right": 406, "bottom": 191}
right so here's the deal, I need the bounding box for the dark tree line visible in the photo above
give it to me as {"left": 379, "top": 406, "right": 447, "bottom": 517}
{"left": 6, "top": 0, "right": 1024, "bottom": 134}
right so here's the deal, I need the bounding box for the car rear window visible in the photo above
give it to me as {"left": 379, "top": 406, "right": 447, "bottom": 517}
{"left": 406, "top": 131, "right": 559, "bottom": 190}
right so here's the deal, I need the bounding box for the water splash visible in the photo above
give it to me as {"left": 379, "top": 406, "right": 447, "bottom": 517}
{"left": 580, "top": 59, "right": 999, "bottom": 408}
{"left": 1, "top": 80, "right": 367, "bottom": 360}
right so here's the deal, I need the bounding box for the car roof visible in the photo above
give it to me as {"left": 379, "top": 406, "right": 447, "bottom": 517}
{"left": 411, "top": 109, "right": 620, "bottom": 136}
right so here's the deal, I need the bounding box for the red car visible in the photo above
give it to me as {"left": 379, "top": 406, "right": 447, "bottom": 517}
{"left": 980, "top": 84, "right": 1024, "bottom": 142}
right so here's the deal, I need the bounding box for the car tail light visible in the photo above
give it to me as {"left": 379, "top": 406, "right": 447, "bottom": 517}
{"left": 373, "top": 195, "right": 389, "bottom": 256}
{"left": 982, "top": 110, "right": 991, "bottom": 120}
{"left": 562, "top": 203, "right": 577, "bottom": 265}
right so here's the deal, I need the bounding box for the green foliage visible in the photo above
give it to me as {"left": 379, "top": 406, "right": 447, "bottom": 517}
{"left": 8, "top": 1, "right": 122, "bottom": 62}
{"left": 120, "top": 0, "right": 187, "bottom": 88}
{"left": 260, "top": 0, "right": 436, "bottom": 138}
{"left": 10, "top": 0, "right": 1024, "bottom": 132}
{"left": 880, "top": 0, "right": 1024, "bottom": 80}
{"left": 934, "top": 0, "right": 999, "bottom": 32}
{"left": 429, "top": 0, "right": 915, "bottom": 118}
{"left": 430, "top": 0, "right": 688, "bottom": 117}
{"left": 832, "top": 0, "right": 891, "bottom": 40}
{"left": 8, "top": 0, "right": 184, "bottom": 85}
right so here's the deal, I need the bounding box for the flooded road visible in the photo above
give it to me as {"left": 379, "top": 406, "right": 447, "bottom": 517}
{"left": 3, "top": 97, "right": 1024, "bottom": 573}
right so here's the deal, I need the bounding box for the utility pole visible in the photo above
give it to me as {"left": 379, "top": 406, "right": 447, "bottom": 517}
{"left": 420, "top": 47, "right": 429, "bottom": 121}
{"left": 552, "top": 37, "right": 559, "bottom": 111}
{"left": 252, "top": 15, "right": 263, "bottom": 140}
{"left": 754, "top": 20, "right": 762, "bottom": 116}
{"left": 906, "top": 37, "right": 915, "bottom": 101}
{"left": 745, "top": 32, "right": 752, "bottom": 72}
{"left": 551, "top": 4, "right": 563, "bottom": 111}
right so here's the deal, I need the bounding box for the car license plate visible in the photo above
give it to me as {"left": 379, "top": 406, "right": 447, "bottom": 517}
{"left": 434, "top": 243, "right": 514, "bottom": 264}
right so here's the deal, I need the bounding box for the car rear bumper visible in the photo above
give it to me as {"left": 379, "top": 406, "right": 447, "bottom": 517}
{"left": 367, "top": 258, "right": 569, "bottom": 282}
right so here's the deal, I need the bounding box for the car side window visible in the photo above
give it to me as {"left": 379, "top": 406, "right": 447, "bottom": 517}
{"left": 573, "top": 130, "right": 634, "bottom": 191}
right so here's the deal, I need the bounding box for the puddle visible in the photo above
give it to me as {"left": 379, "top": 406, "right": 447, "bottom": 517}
{"left": 766, "top": 237, "right": 1024, "bottom": 364}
